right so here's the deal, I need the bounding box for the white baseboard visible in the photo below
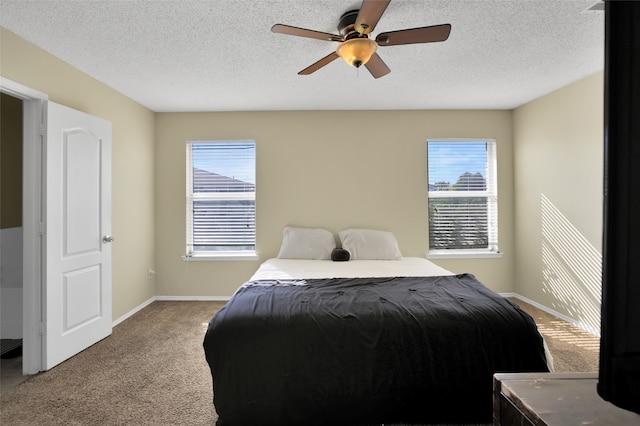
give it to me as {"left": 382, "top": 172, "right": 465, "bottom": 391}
{"left": 153, "top": 295, "right": 231, "bottom": 302}
{"left": 112, "top": 297, "right": 155, "bottom": 327}
{"left": 112, "top": 295, "right": 230, "bottom": 327}
{"left": 502, "top": 292, "right": 600, "bottom": 337}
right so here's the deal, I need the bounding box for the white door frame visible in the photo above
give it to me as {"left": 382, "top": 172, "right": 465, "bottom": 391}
{"left": 0, "top": 77, "right": 47, "bottom": 374}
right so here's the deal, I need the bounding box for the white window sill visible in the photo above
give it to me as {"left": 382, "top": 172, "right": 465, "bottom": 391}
{"left": 426, "top": 250, "right": 503, "bottom": 259}
{"left": 182, "top": 252, "right": 259, "bottom": 262}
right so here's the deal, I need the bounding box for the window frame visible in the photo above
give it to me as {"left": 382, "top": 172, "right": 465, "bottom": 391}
{"left": 184, "top": 139, "right": 258, "bottom": 261}
{"left": 426, "top": 138, "right": 502, "bottom": 259}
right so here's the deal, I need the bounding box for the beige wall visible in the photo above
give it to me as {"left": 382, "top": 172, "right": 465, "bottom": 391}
{"left": 0, "top": 28, "right": 156, "bottom": 319}
{"left": 513, "top": 71, "right": 604, "bottom": 333}
{"left": 155, "top": 110, "right": 515, "bottom": 296}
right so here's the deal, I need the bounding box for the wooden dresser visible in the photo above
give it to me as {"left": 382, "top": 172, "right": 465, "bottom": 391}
{"left": 493, "top": 372, "right": 640, "bottom": 425}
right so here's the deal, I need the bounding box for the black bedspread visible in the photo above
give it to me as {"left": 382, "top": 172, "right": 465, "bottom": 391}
{"left": 203, "top": 274, "right": 549, "bottom": 426}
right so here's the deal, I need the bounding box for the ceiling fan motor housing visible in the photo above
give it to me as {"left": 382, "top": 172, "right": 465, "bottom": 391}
{"left": 338, "top": 10, "right": 366, "bottom": 40}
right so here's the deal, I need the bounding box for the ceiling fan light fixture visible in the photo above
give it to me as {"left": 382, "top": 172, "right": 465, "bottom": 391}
{"left": 336, "top": 38, "right": 377, "bottom": 68}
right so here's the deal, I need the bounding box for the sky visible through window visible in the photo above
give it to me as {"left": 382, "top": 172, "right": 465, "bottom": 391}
{"left": 192, "top": 143, "right": 255, "bottom": 185}
{"left": 428, "top": 141, "right": 487, "bottom": 186}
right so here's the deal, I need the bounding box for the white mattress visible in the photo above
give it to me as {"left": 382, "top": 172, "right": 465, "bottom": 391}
{"left": 250, "top": 257, "right": 454, "bottom": 281}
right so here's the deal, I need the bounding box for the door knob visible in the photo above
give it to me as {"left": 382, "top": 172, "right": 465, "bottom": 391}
{"left": 102, "top": 235, "right": 114, "bottom": 243}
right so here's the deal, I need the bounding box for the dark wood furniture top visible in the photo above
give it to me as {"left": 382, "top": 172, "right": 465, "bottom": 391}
{"left": 493, "top": 372, "right": 640, "bottom": 425}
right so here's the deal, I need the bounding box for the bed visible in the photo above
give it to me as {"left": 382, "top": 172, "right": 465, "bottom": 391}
{"left": 203, "top": 228, "right": 551, "bottom": 426}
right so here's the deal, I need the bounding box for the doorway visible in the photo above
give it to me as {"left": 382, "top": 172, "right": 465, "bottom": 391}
{"left": 0, "top": 77, "right": 47, "bottom": 376}
{"left": 0, "top": 92, "right": 27, "bottom": 391}
{"left": 1, "top": 77, "right": 114, "bottom": 378}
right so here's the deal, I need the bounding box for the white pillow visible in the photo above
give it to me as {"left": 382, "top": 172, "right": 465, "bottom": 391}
{"left": 338, "top": 228, "right": 402, "bottom": 260}
{"left": 277, "top": 227, "right": 336, "bottom": 260}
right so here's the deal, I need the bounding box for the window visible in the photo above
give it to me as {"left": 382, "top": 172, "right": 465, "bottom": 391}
{"left": 427, "top": 139, "right": 499, "bottom": 257}
{"left": 186, "top": 140, "right": 256, "bottom": 258}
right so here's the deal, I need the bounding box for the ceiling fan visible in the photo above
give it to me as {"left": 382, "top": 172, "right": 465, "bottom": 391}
{"left": 271, "top": 0, "right": 451, "bottom": 79}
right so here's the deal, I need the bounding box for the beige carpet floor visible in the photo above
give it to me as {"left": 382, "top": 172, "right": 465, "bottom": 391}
{"left": 508, "top": 298, "right": 599, "bottom": 373}
{"left": 0, "top": 299, "right": 599, "bottom": 426}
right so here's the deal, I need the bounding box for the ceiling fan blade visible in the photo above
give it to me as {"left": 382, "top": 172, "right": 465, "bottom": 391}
{"left": 365, "top": 53, "right": 391, "bottom": 79}
{"left": 298, "top": 52, "right": 340, "bottom": 75}
{"left": 271, "top": 24, "right": 342, "bottom": 42}
{"left": 376, "top": 24, "right": 452, "bottom": 46}
{"left": 355, "top": 0, "right": 391, "bottom": 34}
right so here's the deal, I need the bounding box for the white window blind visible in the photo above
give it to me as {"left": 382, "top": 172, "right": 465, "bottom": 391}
{"left": 427, "top": 139, "right": 498, "bottom": 252}
{"left": 186, "top": 140, "right": 256, "bottom": 255}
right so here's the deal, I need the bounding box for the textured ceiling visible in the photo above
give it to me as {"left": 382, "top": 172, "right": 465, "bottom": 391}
{"left": 0, "top": 0, "right": 604, "bottom": 112}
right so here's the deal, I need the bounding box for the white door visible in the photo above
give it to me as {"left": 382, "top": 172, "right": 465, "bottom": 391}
{"left": 45, "top": 101, "right": 112, "bottom": 370}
